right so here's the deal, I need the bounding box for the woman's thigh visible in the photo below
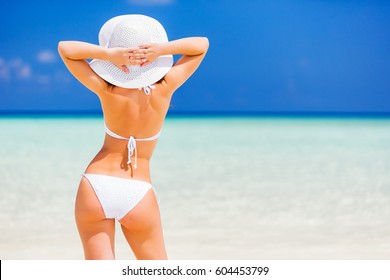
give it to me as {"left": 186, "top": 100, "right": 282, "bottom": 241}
{"left": 119, "top": 188, "right": 167, "bottom": 260}
{"left": 75, "top": 177, "right": 116, "bottom": 260}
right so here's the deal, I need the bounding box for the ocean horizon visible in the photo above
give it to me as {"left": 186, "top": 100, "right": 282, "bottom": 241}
{"left": 1, "top": 110, "right": 390, "bottom": 118}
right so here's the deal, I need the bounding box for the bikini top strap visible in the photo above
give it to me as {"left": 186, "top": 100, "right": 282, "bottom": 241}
{"left": 104, "top": 122, "right": 161, "bottom": 169}
{"left": 104, "top": 122, "right": 161, "bottom": 141}
{"left": 104, "top": 122, "right": 128, "bottom": 140}
{"left": 135, "top": 130, "right": 162, "bottom": 141}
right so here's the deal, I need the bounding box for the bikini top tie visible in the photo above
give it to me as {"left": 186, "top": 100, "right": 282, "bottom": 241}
{"left": 104, "top": 122, "right": 161, "bottom": 168}
{"left": 139, "top": 85, "right": 155, "bottom": 95}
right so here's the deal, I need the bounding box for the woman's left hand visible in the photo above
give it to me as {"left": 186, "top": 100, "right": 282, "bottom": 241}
{"left": 133, "top": 43, "right": 162, "bottom": 67}
{"left": 108, "top": 47, "right": 147, "bottom": 73}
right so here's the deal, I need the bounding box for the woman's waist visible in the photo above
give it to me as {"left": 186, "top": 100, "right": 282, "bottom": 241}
{"left": 86, "top": 150, "right": 152, "bottom": 182}
{"left": 90, "top": 150, "right": 152, "bottom": 168}
{"left": 101, "top": 137, "right": 156, "bottom": 159}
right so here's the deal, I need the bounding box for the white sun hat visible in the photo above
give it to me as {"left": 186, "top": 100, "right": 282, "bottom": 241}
{"left": 89, "top": 15, "right": 173, "bottom": 93}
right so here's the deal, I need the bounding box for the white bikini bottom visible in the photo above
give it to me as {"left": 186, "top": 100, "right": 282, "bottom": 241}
{"left": 83, "top": 174, "right": 153, "bottom": 220}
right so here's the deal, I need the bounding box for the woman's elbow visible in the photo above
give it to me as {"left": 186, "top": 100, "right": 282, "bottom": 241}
{"left": 57, "top": 41, "right": 71, "bottom": 57}
{"left": 201, "top": 37, "right": 209, "bottom": 53}
{"left": 57, "top": 41, "right": 66, "bottom": 56}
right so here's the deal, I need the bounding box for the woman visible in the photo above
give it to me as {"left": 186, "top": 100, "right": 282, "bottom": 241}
{"left": 58, "top": 15, "right": 208, "bottom": 260}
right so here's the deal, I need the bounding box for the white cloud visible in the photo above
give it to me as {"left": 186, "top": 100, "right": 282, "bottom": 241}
{"left": 10, "top": 59, "right": 31, "bottom": 80}
{"left": 0, "top": 56, "right": 69, "bottom": 88}
{"left": 127, "top": 0, "right": 174, "bottom": 5}
{"left": 0, "top": 57, "right": 31, "bottom": 81}
{"left": 17, "top": 65, "right": 31, "bottom": 79}
{"left": 37, "top": 50, "right": 57, "bottom": 63}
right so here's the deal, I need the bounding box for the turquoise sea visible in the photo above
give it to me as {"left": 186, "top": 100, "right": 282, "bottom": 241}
{"left": 0, "top": 115, "right": 389, "bottom": 259}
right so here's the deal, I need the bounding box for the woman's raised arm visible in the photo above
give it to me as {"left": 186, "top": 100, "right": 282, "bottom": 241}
{"left": 58, "top": 41, "right": 145, "bottom": 95}
{"left": 135, "top": 37, "right": 209, "bottom": 95}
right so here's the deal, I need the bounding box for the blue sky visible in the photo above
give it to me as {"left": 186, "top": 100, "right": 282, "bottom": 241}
{"left": 0, "top": 0, "right": 389, "bottom": 114}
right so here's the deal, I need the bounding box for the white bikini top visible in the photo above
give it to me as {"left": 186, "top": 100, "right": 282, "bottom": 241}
{"left": 104, "top": 122, "right": 161, "bottom": 169}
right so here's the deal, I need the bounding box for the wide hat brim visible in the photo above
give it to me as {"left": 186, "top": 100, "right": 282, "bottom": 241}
{"left": 89, "top": 15, "right": 173, "bottom": 89}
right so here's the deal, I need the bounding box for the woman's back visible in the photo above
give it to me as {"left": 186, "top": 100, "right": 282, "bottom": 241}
{"left": 58, "top": 14, "right": 208, "bottom": 259}
{"left": 88, "top": 84, "right": 171, "bottom": 180}
{"left": 100, "top": 84, "right": 169, "bottom": 139}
